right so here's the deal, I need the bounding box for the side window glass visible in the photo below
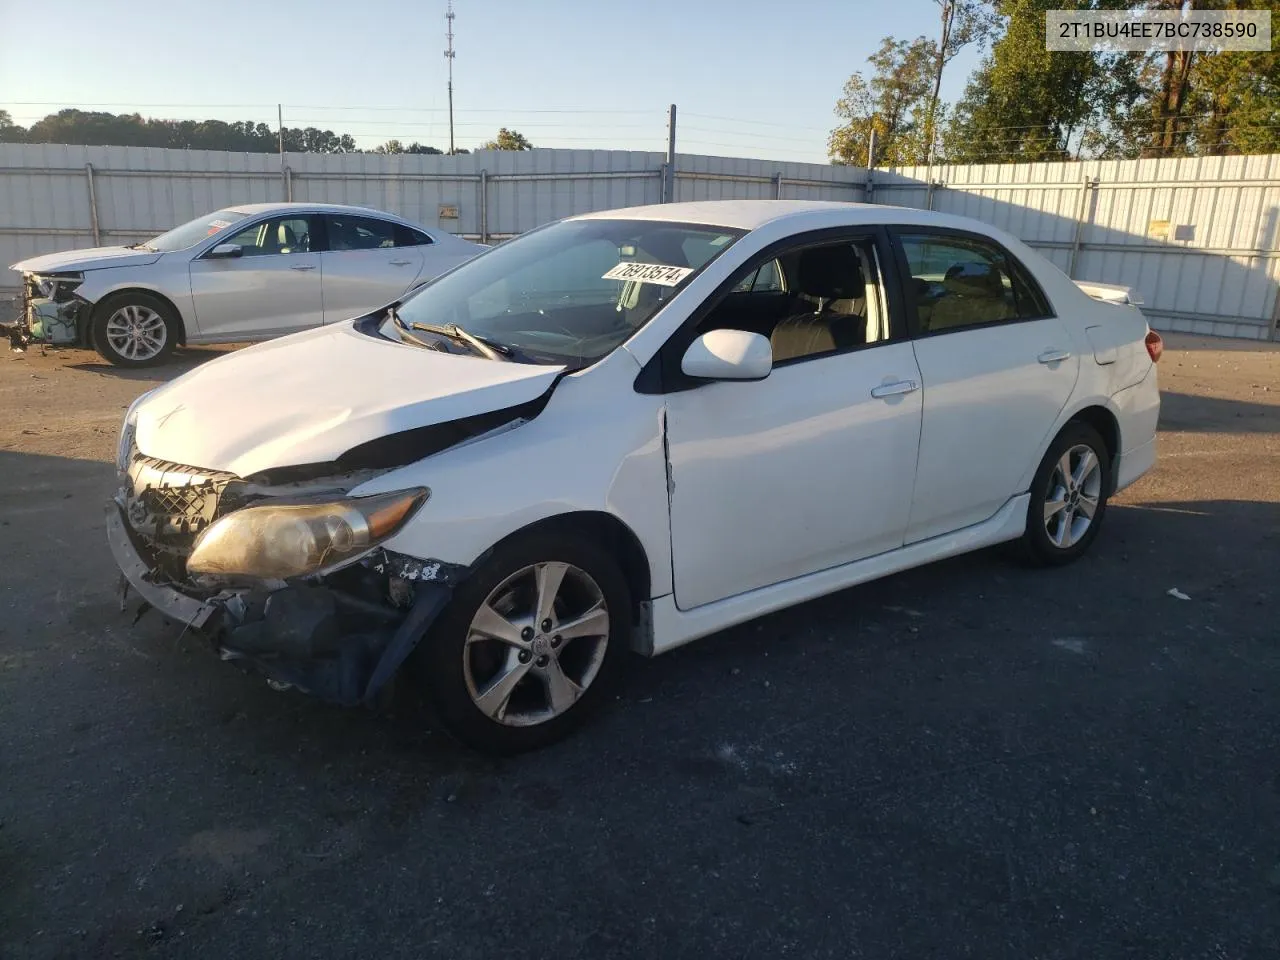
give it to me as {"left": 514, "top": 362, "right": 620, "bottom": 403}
{"left": 328, "top": 215, "right": 397, "bottom": 251}
{"left": 222, "top": 217, "right": 312, "bottom": 257}
{"left": 768, "top": 239, "right": 883, "bottom": 363}
{"left": 732, "top": 259, "right": 784, "bottom": 293}
{"left": 899, "top": 234, "right": 1048, "bottom": 334}
{"left": 394, "top": 224, "right": 434, "bottom": 247}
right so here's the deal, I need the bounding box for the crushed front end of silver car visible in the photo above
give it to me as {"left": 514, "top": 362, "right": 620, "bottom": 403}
{"left": 107, "top": 444, "right": 466, "bottom": 706}
{"left": 3, "top": 272, "right": 88, "bottom": 352}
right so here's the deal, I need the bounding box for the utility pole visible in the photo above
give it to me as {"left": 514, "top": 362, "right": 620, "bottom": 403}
{"left": 664, "top": 104, "right": 677, "bottom": 202}
{"left": 445, "top": 0, "right": 456, "bottom": 155}
{"left": 277, "top": 104, "right": 286, "bottom": 199}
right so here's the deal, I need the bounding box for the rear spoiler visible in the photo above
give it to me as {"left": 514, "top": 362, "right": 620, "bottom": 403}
{"left": 1075, "top": 280, "right": 1144, "bottom": 306}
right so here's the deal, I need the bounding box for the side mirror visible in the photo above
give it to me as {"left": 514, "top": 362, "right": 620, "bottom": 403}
{"left": 206, "top": 243, "right": 243, "bottom": 259}
{"left": 680, "top": 329, "right": 772, "bottom": 381}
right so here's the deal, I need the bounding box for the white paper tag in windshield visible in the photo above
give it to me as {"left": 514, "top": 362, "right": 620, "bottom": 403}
{"left": 602, "top": 262, "right": 694, "bottom": 286}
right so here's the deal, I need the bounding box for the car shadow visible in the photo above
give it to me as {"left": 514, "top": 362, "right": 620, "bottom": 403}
{"left": 1159, "top": 390, "right": 1280, "bottom": 434}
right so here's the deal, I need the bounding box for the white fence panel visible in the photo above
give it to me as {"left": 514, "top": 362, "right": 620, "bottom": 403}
{"left": 2, "top": 142, "right": 1278, "bottom": 338}
{"left": 881, "top": 154, "right": 1280, "bottom": 340}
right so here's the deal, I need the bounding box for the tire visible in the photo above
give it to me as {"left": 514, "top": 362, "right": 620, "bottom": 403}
{"left": 410, "top": 532, "right": 632, "bottom": 754}
{"left": 91, "top": 291, "right": 179, "bottom": 367}
{"left": 1019, "top": 421, "right": 1112, "bottom": 566}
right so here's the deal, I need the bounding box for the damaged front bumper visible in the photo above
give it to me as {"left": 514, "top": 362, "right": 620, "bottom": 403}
{"left": 4, "top": 281, "right": 86, "bottom": 351}
{"left": 105, "top": 498, "right": 466, "bottom": 707}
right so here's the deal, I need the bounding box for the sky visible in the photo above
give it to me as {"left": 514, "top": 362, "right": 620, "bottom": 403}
{"left": 0, "top": 0, "right": 985, "bottom": 165}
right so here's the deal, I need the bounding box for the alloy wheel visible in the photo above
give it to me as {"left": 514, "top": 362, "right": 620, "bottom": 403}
{"left": 462, "top": 561, "right": 610, "bottom": 727}
{"left": 104, "top": 305, "right": 167, "bottom": 361}
{"left": 1043, "top": 443, "right": 1103, "bottom": 549}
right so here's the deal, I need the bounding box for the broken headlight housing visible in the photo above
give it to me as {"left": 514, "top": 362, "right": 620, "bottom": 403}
{"left": 31, "top": 272, "right": 83, "bottom": 302}
{"left": 186, "top": 489, "right": 429, "bottom": 581}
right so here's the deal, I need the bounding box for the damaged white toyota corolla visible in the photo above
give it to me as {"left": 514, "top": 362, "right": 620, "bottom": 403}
{"left": 109, "top": 200, "right": 1162, "bottom": 753}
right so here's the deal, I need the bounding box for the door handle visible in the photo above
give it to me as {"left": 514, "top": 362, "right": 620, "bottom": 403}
{"left": 870, "top": 379, "right": 920, "bottom": 399}
{"left": 1038, "top": 349, "right": 1071, "bottom": 364}
{"left": 290, "top": 263, "right": 316, "bottom": 271}
{"left": 389, "top": 259, "right": 412, "bottom": 266}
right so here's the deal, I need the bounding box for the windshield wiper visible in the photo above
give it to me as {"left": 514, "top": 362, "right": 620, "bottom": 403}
{"left": 126, "top": 242, "right": 156, "bottom": 251}
{"left": 408, "top": 319, "right": 513, "bottom": 361}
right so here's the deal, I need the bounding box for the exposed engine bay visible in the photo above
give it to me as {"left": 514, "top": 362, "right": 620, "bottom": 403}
{"left": 3, "top": 273, "right": 88, "bottom": 352}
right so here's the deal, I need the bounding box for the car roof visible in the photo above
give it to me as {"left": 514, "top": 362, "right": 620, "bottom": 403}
{"left": 569, "top": 199, "right": 1004, "bottom": 237}
{"left": 223, "top": 201, "right": 417, "bottom": 223}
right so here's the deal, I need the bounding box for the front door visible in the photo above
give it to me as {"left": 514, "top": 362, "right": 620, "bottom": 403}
{"left": 319, "top": 214, "right": 425, "bottom": 324}
{"left": 894, "top": 230, "right": 1080, "bottom": 544}
{"left": 188, "top": 214, "right": 323, "bottom": 340}
{"left": 664, "top": 235, "right": 924, "bottom": 610}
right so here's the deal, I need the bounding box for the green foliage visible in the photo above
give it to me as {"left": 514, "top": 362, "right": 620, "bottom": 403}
{"left": 828, "top": 37, "right": 937, "bottom": 166}
{"left": 480, "top": 128, "right": 533, "bottom": 151}
{"left": 373, "top": 139, "right": 444, "bottom": 155}
{"left": 940, "top": 0, "right": 1280, "bottom": 162}
{"left": 0, "top": 110, "right": 24, "bottom": 143}
{"left": 942, "top": 0, "right": 1106, "bottom": 163}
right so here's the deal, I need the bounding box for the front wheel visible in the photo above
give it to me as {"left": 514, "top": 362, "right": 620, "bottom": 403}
{"left": 1019, "top": 422, "right": 1112, "bottom": 566}
{"left": 91, "top": 292, "right": 179, "bottom": 367}
{"left": 410, "top": 532, "right": 631, "bottom": 754}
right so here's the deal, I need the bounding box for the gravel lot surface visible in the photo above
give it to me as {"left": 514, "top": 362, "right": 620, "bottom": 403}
{"left": 2, "top": 334, "right": 1278, "bottom": 959}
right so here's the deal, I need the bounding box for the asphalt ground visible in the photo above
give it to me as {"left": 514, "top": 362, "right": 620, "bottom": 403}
{"left": 2, "top": 334, "right": 1278, "bottom": 959}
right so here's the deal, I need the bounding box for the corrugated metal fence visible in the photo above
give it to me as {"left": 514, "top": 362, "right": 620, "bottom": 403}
{"left": 2, "top": 143, "right": 1277, "bottom": 339}
{"left": 879, "top": 153, "right": 1280, "bottom": 341}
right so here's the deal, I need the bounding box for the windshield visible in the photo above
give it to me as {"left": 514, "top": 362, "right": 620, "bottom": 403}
{"left": 141, "top": 209, "right": 250, "bottom": 252}
{"left": 383, "top": 218, "right": 745, "bottom": 366}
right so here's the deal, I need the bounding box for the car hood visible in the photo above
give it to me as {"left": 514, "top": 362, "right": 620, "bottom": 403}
{"left": 133, "top": 323, "right": 565, "bottom": 477}
{"left": 11, "top": 246, "right": 165, "bottom": 274}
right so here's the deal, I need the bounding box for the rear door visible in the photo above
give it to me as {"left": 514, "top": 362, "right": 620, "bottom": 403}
{"left": 319, "top": 214, "right": 425, "bottom": 323}
{"left": 893, "top": 229, "right": 1080, "bottom": 544}
{"left": 187, "top": 214, "right": 324, "bottom": 339}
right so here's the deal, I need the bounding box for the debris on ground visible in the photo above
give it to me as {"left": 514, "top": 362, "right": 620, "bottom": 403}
{"left": 1167, "top": 588, "right": 1191, "bottom": 601}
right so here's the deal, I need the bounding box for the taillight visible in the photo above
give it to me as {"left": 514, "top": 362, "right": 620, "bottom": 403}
{"left": 1145, "top": 330, "right": 1163, "bottom": 363}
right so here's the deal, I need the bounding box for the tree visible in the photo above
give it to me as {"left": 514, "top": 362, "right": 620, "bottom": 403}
{"left": 373, "top": 139, "right": 443, "bottom": 155}
{"left": 922, "top": 1, "right": 994, "bottom": 163}
{"left": 828, "top": 37, "right": 937, "bottom": 166}
{"left": 280, "top": 126, "right": 357, "bottom": 153}
{"left": 942, "top": 0, "right": 1106, "bottom": 163}
{"left": 0, "top": 110, "right": 25, "bottom": 143}
{"left": 481, "top": 128, "right": 533, "bottom": 151}
{"left": 1097, "top": 0, "right": 1280, "bottom": 158}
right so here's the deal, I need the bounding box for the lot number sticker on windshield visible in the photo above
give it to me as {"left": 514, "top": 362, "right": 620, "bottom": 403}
{"left": 602, "top": 262, "right": 694, "bottom": 286}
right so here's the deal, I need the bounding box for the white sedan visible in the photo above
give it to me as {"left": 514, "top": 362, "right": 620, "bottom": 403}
{"left": 9, "top": 202, "right": 483, "bottom": 366}
{"left": 107, "top": 200, "right": 1162, "bottom": 753}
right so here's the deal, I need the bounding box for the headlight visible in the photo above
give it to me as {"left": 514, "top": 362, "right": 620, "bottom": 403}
{"left": 116, "top": 389, "right": 155, "bottom": 472}
{"left": 187, "top": 489, "right": 429, "bottom": 581}
{"left": 34, "top": 273, "right": 83, "bottom": 300}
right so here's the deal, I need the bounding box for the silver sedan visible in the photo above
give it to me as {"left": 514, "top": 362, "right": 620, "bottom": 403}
{"left": 8, "top": 202, "right": 484, "bottom": 366}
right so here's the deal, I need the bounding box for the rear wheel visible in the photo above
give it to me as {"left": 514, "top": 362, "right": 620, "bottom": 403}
{"left": 1019, "top": 422, "right": 1111, "bottom": 566}
{"left": 91, "top": 292, "right": 179, "bottom": 367}
{"left": 410, "top": 532, "right": 630, "bottom": 754}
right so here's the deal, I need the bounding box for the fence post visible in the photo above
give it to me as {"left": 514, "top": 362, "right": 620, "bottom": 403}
{"left": 773, "top": 173, "right": 783, "bottom": 199}
{"left": 479, "top": 168, "right": 489, "bottom": 244}
{"left": 1067, "top": 175, "right": 1099, "bottom": 279}
{"left": 664, "top": 104, "right": 677, "bottom": 202}
{"left": 864, "top": 129, "right": 876, "bottom": 203}
{"left": 284, "top": 166, "right": 293, "bottom": 203}
{"left": 1268, "top": 285, "right": 1280, "bottom": 341}
{"left": 84, "top": 163, "right": 101, "bottom": 246}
